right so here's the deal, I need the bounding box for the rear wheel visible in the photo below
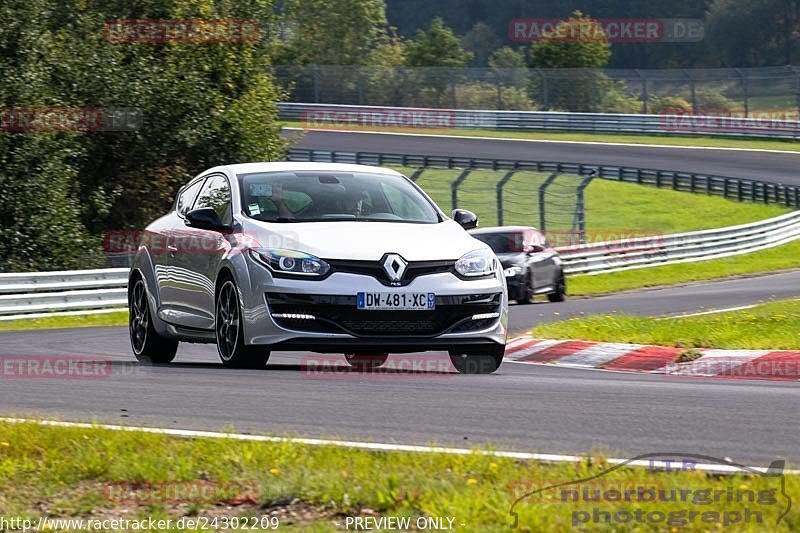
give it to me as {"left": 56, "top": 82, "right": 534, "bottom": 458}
{"left": 547, "top": 271, "right": 567, "bottom": 303}
{"left": 517, "top": 273, "right": 534, "bottom": 304}
{"left": 344, "top": 353, "right": 389, "bottom": 370}
{"left": 129, "top": 277, "right": 178, "bottom": 364}
{"left": 216, "top": 278, "right": 271, "bottom": 369}
{"left": 449, "top": 344, "right": 505, "bottom": 374}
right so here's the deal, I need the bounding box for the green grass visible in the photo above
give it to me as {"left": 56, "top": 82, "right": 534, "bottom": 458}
{"left": 0, "top": 311, "right": 128, "bottom": 332}
{"left": 0, "top": 421, "right": 795, "bottom": 531}
{"left": 569, "top": 240, "right": 800, "bottom": 296}
{"left": 283, "top": 120, "right": 800, "bottom": 152}
{"left": 389, "top": 166, "right": 787, "bottom": 236}
{"left": 530, "top": 298, "right": 800, "bottom": 350}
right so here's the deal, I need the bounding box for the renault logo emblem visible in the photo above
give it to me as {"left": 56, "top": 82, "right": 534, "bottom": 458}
{"left": 382, "top": 254, "right": 407, "bottom": 282}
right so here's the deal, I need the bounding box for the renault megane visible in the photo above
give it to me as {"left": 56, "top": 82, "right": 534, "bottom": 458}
{"left": 128, "top": 162, "right": 508, "bottom": 373}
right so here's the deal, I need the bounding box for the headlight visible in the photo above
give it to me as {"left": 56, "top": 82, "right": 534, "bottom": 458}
{"left": 249, "top": 248, "right": 330, "bottom": 278}
{"left": 455, "top": 249, "right": 497, "bottom": 278}
{"left": 504, "top": 266, "right": 523, "bottom": 278}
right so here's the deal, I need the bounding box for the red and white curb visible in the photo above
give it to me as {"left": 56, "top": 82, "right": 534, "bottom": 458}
{"left": 505, "top": 336, "right": 800, "bottom": 381}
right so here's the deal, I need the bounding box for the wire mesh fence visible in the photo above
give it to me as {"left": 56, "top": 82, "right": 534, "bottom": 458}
{"left": 273, "top": 65, "right": 800, "bottom": 117}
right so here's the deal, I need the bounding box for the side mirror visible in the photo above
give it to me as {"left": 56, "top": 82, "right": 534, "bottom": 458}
{"left": 452, "top": 209, "right": 478, "bottom": 230}
{"left": 185, "top": 207, "right": 229, "bottom": 231}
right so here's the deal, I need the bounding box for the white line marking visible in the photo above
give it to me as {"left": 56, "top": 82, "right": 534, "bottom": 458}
{"left": 556, "top": 342, "right": 641, "bottom": 368}
{"left": 659, "top": 305, "right": 757, "bottom": 320}
{"left": 665, "top": 350, "right": 770, "bottom": 376}
{"left": 0, "top": 417, "right": 790, "bottom": 475}
{"left": 504, "top": 339, "right": 562, "bottom": 360}
{"left": 285, "top": 127, "right": 800, "bottom": 155}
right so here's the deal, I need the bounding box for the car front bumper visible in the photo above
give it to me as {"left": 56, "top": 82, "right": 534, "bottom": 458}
{"left": 239, "top": 258, "right": 508, "bottom": 353}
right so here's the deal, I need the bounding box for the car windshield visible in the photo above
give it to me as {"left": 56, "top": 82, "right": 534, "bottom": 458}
{"left": 238, "top": 170, "right": 441, "bottom": 224}
{"left": 472, "top": 232, "right": 525, "bottom": 253}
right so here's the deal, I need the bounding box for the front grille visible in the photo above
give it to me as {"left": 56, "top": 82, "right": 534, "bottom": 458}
{"left": 326, "top": 258, "right": 454, "bottom": 286}
{"left": 267, "top": 292, "right": 501, "bottom": 337}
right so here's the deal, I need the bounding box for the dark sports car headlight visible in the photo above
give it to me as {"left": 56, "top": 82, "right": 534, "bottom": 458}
{"left": 249, "top": 248, "right": 330, "bottom": 278}
{"left": 455, "top": 249, "right": 497, "bottom": 278}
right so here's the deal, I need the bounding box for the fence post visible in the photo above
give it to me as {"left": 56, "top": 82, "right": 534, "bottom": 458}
{"left": 451, "top": 169, "right": 472, "bottom": 210}
{"left": 684, "top": 69, "right": 697, "bottom": 113}
{"left": 538, "top": 172, "right": 559, "bottom": 232}
{"left": 496, "top": 171, "right": 516, "bottom": 226}
{"left": 409, "top": 168, "right": 426, "bottom": 182}
{"left": 573, "top": 170, "right": 596, "bottom": 245}
{"left": 313, "top": 67, "right": 320, "bottom": 103}
{"left": 357, "top": 67, "right": 364, "bottom": 105}
{"left": 736, "top": 68, "right": 749, "bottom": 118}
{"left": 450, "top": 70, "right": 457, "bottom": 109}
{"left": 636, "top": 70, "right": 648, "bottom": 114}
{"left": 538, "top": 69, "right": 549, "bottom": 110}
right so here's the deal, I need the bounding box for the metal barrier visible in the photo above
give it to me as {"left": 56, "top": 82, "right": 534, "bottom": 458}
{"left": 0, "top": 269, "right": 128, "bottom": 318}
{"left": 285, "top": 148, "right": 800, "bottom": 208}
{"left": 4, "top": 207, "right": 799, "bottom": 317}
{"left": 281, "top": 102, "right": 800, "bottom": 140}
{"left": 3, "top": 149, "right": 799, "bottom": 317}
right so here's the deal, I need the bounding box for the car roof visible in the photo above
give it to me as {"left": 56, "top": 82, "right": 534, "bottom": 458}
{"left": 469, "top": 225, "right": 538, "bottom": 235}
{"left": 203, "top": 162, "right": 404, "bottom": 177}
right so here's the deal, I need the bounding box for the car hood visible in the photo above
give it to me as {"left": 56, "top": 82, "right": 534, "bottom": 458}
{"left": 244, "top": 219, "right": 488, "bottom": 261}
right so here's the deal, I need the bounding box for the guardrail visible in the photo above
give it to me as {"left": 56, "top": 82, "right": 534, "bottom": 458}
{"left": 558, "top": 210, "right": 800, "bottom": 275}
{"left": 285, "top": 148, "right": 800, "bottom": 208}
{"left": 4, "top": 209, "right": 800, "bottom": 317}
{"left": 280, "top": 102, "right": 800, "bottom": 140}
{"left": 0, "top": 269, "right": 128, "bottom": 319}
{"left": 4, "top": 148, "right": 800, "bottom": 318}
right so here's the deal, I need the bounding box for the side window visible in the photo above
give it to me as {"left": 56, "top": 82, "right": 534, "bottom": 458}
{"left": 381, "top": 182, "right": 427, "bottom": 221}
{"left": 176, "top": 179, "right": 204, "bottom": 217}
{"left": 193, "top": 175, "right": 232, "bottom": 225}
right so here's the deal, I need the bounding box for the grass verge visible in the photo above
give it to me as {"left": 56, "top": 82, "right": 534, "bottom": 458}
{"left": 530, "top": 298, "right": 800, "bottom": 350}
{"left": 389, "top": 166, "right": 787, "bottom": 235}
{"left": 0, "top": 311, "right": 128, "bottom": 332}
{"left": 568, "top": 240, "right": 800, "bottom": 296}
{"left": 0, "top": 421, "right": 795, "bottom": 531}
{"left": 284, "top": 121, "right": 800, "bottom": 152}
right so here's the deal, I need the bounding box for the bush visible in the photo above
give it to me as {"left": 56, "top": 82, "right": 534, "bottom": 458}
{"left": 649, "top": 96, "right": 693, "bottom": 114}
{"left": 455, "top": 82, "right": 536, "bottom": 110}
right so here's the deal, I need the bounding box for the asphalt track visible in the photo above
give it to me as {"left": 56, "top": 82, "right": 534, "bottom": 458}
{"left": 2, "top": 271, "right": 799, "bottom": 464}
{"left": 290, "top": 130, "right": 800, "bottom": 185}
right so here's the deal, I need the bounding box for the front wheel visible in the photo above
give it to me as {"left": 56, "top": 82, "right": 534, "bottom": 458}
{"left": 449, "top": 345, "right": 505, "bottom": 374}
{"left": 547, "top": 272, "right": 567, "bottom": 303}
{"left": 129, "top": 277, "right": 178, "bottom": 364}
{"left": 216, "top": 278, "right": 271, "bottom": 369}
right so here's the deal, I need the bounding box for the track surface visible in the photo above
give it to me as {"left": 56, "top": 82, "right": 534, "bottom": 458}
{"left": 2, "top": 271, "right": 799, "bottom": 464}
{"left": 2, "top": 131, "right": 799, "bottom": 465}
{"left": 291, "top": 130, "right": 800, "bottom": 185}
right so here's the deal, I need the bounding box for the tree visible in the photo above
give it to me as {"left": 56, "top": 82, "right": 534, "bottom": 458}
{"left": 706, "top": 0, "right": 800, "bottom": 66}
{"left": 461, "top": 21, "right": 501, "bottom": 67}
{"left": 528, "top": 11, "right": 611, "bottom": 69}
{"left": 406, "top": 17, "right": 472, "bottom": 67}
{"left": 0, "top": 0, "right": 287, "bottom": 271}
{"left": 275, "top": 0, "right": 390, "bottom": 65}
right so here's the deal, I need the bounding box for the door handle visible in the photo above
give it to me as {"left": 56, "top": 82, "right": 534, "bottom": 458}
{"left": 167, "top": 245, "right": 178, "bottom": 254}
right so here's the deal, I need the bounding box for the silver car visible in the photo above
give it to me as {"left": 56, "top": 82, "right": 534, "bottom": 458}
{"left": 129, "top": 163, "right": 508, "bottom": 374}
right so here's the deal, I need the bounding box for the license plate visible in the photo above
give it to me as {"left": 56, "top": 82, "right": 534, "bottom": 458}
{"left": 357, "top": 292, "right": 435, "bottom": 311}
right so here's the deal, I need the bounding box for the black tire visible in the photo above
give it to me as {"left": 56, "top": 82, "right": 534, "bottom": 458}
{"left": 547, "top": 271, "right": 567, "bottom": 303}
{"left": 517, "top": 273, "right": 534, "bottom": 304}
{"left": 129, "top": 276, "right": 178, "bottom": 364}
{"left": 216, "top": 278, "right": 271, "bottom": 369}
{"left": 344, "top": 353, "right": 389, "bottom": 370}
{"left": 449, "top": 344, "right": 505, "bottom": 374}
